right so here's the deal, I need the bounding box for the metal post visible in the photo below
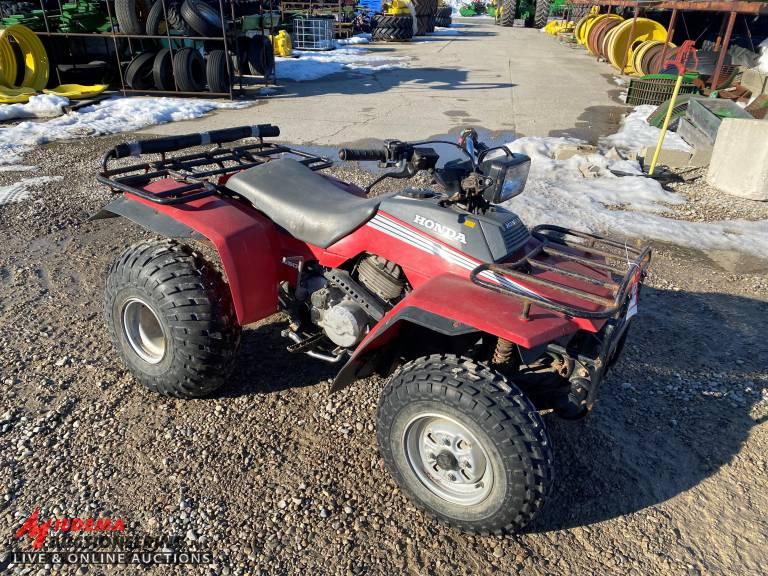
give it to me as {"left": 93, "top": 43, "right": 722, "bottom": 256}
{"left": 620, "top": 1, "right": 639, "bottom": 74}
{"left": 710, "top": 11, "right": 736, "bottom": 90}
{"left": 657, "top": 8, "right": 677, "bottom": 73}
{"left": 217, "top": 0, "right": 235, "bottom": 99}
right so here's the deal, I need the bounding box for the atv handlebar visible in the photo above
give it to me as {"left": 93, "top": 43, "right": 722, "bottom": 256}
{"left": 338, "top": 148, "right": 388, "bottom": 162}
{"left": 111, "top": 125, "right": 281, "bottom": 159}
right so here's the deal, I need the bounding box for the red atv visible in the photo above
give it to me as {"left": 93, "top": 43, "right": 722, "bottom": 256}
{"left": 93, "top": 125, "right": 650, "bottom": 534}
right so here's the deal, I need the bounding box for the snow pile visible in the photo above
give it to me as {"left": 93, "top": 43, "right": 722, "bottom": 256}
{"left": 759, "top": 38, "right": 768, "bottom": 74}
{"left": 0, "top": 94, "right": 69, "bottom": 122}
{"left": 277, "top": 47, "right": 408, "bottom": 81}
{"left": 0, "top": 96, "right": 247, "bottom": 168}
{"left": 599, "top": 105, "right": 690, "bottom": 152}
{"left": 336, "top": 33, "right": 371, "bottom": 46}
{"left": 503, "top": 132, "right": 768, "bottom": 260}
{"left": 0, "top": 176, "right": 63, "bottom": 206}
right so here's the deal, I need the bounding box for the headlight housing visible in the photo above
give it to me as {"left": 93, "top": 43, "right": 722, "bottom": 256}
{"left": 482, "top": 154, "right": 531, "bottom": 204}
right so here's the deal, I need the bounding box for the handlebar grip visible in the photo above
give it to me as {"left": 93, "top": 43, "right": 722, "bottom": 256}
{"left": 338, "top": 148, "right": 387, "bottom": 162}
{"left": 111, "top": 124, "right": 281, "bottom": 158}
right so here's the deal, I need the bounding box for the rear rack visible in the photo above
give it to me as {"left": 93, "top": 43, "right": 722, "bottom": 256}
{"left": 97, "top": 127, "right": 332, "bottom": 205}
{"left": 470, "top": 225, "right": 652, "bottom": 320}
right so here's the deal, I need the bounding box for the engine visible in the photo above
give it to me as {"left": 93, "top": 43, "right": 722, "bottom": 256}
{"left": 299, "top": 255, "right": 405, "bottom": 349}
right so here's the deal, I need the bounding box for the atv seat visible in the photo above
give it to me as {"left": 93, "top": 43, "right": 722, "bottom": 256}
{"left": 226, "top": 158, "right": 382, "bottom": 248}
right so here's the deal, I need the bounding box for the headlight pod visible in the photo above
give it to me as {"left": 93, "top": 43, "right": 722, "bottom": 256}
{"left": 482, "top": 154, "right": 531, "bottom": 204}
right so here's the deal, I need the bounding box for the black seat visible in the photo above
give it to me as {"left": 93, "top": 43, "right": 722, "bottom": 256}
{"left": 226, "top": 158, "right": 383, "bottom": 248}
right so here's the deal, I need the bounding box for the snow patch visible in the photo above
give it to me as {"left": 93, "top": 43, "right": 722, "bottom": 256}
{"left": 503, "top": 131, "right": 767, "bottom": 259}
{"left": 0, "top": 96, "right": 247, "bottom": 168}
{"left": 277, "top": 47, "right": 408, "bottom": 81}
{"left": 0, "top": 176, "right": 63, "bottom": 206}
{"left": 599, "top": 105, "right": 690, "bottom": 152}
{"left": 0, "top": 94, "right": 69, "bottom": 122}
{"left": 336, "top": 33, "right": 371, "bottom": 46}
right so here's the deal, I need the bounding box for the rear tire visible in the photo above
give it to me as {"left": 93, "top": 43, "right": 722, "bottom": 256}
{"left": 377, "top": 354, "right": 553, "bottom": 534}
{"left": 104, "top": 240, "right": 241, "bottom": 398}
{"left": 534, "top": 0, "right": 551, "bottom": 29}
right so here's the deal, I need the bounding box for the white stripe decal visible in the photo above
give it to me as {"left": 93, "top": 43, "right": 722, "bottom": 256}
{"left": 368, "top": 214, "right": 538, "bottom": 297}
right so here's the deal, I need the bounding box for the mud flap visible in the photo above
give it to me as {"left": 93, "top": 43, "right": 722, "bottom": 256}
{"left": 89, "top": 196, "right": 204, "bottom": 240}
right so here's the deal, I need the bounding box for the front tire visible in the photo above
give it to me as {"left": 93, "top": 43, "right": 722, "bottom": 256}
{"left": 104, "top": 240, "right": 241, "bottom": 398}
{"left": 377, "top": 354, "right": 553, "bottom": 535}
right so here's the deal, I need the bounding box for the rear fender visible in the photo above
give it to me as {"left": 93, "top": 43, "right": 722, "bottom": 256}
{"left": 331, "top": 273, "right": 595, "bottom": 391}
{"left": 91, "top": 181, "right": 281, "bottom": 325}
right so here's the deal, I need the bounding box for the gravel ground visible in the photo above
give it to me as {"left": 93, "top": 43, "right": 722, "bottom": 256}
{"left": 0, "top": 135, "right": 766, "bottom": 575}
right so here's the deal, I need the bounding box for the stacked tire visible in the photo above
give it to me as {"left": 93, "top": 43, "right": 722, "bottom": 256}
{"left": 412, "top": 0, "right": 437, "bottom": 35}
{"left": 371, "top": 14, "right": 414, "bottom": 42}
{"left": 124, "top": 48, "right": 231, "bottom": 93}
{"left": 113, "top": 0, "right": 224, "bottom": 37}
{"left": 435, "top": 6, "right": 452, "bottom": 28}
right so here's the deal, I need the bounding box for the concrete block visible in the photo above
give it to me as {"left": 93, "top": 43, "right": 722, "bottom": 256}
{"left": 553, "top": 144, "right": 598, "bottom": 160}
{"left": 640, "top": 146, "right": 692, "bottom": 169}
{"left": 677, "top": 118, "right": 715, "bottom": 150}
{"left": 689, "top": 146, "right": 712, "bottom": 168}
{"left": 741, "top": 68, "right": 767, "bottom": 98}
{"left": 707, "top": 118, "right": 768, "bottom": 201}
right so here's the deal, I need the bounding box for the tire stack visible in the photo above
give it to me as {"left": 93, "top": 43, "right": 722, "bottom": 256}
{"left": 412, "top": 0, "right": 435, "bottom": 36}
{"left": 371, "top": 14, "right": 414, "bottom": 42}
{"left": 435, "top": 5, "right": 451, "bottom": 28}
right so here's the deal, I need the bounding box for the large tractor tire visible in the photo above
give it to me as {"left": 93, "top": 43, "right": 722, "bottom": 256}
{"left": 499, "top": 0, "right": 516, "bottom": 27}
{"left": 377, "top": 354, "right": 554, "bottom": 534}
{"left": 104, "top": 240, "right": 241, "bottom": 398}
{"left": 534, "top": 0, "right": 552, "bottom": 29}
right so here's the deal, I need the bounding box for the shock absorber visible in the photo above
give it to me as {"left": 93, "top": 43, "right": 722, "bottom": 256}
{"left": 492, "top": 338, "right": 515, "bottom": 366}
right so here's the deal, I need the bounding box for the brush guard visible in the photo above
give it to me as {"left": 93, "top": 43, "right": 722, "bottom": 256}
{"left": 97, "top": 124, "right": 332, "bottom": 205}
{"left": 471, "top": 225, "right": 652, "bottom": 414}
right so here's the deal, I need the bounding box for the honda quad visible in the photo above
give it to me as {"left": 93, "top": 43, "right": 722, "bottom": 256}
{"left": 93, "top": 125, "right": 651, "bottom": 534}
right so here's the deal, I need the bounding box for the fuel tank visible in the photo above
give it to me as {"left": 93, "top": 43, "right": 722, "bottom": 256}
{"left": 379, "top": 190, "right": 530, "bottom": 262}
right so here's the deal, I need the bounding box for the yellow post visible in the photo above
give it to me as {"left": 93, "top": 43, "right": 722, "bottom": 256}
{"left": 648, "top": 73, "right": 684, "bottom": 175}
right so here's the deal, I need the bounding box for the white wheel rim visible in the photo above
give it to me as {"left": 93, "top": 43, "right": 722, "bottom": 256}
{"left": 403, "top": 413, "right": 494, "bottom": 506}
{"left": 122, "top": 298, "right": 167, "bottom": 364}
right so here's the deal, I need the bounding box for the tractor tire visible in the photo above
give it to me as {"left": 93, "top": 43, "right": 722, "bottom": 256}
{"left": 181, "top": 0, "right": 224, "bottom": 37}
{"left": 372, "top": 26, "right": 413, "bottom": 42}
{"left": 152, "top": 48, "right": 174, "bottom": 90}
{"left": 499, "top": 0, "right": 516, "bottom": 27}
{"left": 411, "top": 0, "right": 432, "bottom": 16}
{"left": 115, "top": 0, "right": 153, "bottom": 35}
{"left": 370, "top": 14, "right": 413, "bottom": 30}
{"left": 206, "top": 49, "right": 230, "bottom": 93}
{"left": 377, "top": 354, "right": 554, "bottom": 535}
{"left": 146, "top": 0, "right": 194, "bottom": 35}
{"left": 104, "top": 240, "right": 241, "bottom": 398}
{"left": 534, "top": 0, "right": 551, "bottom": 29}
{"left": 172, "top": 47, "right": 205, "bottom": 92}
{"left": 416, "top": 15, "right": 430, "bottom": 35}
{"left": 246, "top": 36, "right": 275, "bottom": 77}
{"left": 426, "top": 15, "right": 436, "bottom": 33}
{"left": 124, "top": 52, "right": 156, "bottom": 89}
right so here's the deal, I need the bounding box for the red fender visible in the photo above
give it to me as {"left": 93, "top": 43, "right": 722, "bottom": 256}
{"left": 331, "top": 273, "right": 604, "bottom": 391}
{"left": 98, "top": 179, "right": 281, "bottom": 325}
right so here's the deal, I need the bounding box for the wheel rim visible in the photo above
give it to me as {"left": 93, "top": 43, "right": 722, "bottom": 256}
{"left": 121, "top": 298, "right": 166, "bottom": 364}
{"left": 403, "top": 413, "right": 494, "bottom": 506}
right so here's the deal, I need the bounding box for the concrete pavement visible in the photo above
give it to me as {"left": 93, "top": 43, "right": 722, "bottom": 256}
{"left": 140, "top": 19, "right": 628, "bottom": 145}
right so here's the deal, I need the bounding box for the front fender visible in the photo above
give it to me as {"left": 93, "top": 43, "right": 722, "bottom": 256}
{"left": 90, "top": 180, "right": 280, "bottom": 325}
{"left": 331, "top": 273, "right": 600, "bottom": 391}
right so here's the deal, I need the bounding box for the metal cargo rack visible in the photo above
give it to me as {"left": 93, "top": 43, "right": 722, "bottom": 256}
{"left": 97, "top": 125, "right": 332, "bottom": 205}
{"left": 470, "top": 225, "right": 652, "bottom": 320}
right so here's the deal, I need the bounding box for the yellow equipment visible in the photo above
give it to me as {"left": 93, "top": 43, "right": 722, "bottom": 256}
{"left": 383, "top": 0, "right": 411, "bottom": 15}
{"left": 584, "top": 14, "right": 623, "bottom": 55}
{"left": 543, "top": 20, "right": 574, "bottom": 36}
{"left": 0, "top": 25, "right": 49, "bottom": 91}
{"left": 43, "top": 84, "right": 108, "bottom": 100}
{"left": 606, "top": 18, "right": 667, "bottom": 73}
{"left": 271, "top": 30, "right": 293, "bottom": 57}
{"left": 0, "top": 85, "right": 35, "bottom": 104}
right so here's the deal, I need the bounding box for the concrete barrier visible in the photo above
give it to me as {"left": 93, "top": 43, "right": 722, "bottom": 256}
{"left": 706, "top": 118, "right": 768, "bottom": 201}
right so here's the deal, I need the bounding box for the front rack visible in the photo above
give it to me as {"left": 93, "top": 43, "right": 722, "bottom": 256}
{"left": 470, "top": 225, "right": 652, "bottom": 320}
{"left": 98, "top": 139, "right": 332, "bottom": 205}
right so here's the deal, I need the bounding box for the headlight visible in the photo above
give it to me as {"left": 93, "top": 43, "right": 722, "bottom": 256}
{"left": 482, "top": 154, "right": 531, "bottom": 204}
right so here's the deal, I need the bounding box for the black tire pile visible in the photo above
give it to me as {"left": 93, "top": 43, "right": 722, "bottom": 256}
{"left": 435, "top": 6, "right": 452, "bottom": 28}
{"left": 371, "top": 14, "right": 414, "bottom": 42}
{"left": 412, "top": 0, "right": 436, "bottom": 36}
{"left": 116, "top": 0, "right": 250, "bottom": 93}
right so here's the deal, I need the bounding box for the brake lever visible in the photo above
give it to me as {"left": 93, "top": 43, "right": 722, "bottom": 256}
{"left": 364, "top": 161, "right": 417, "bottom": 193}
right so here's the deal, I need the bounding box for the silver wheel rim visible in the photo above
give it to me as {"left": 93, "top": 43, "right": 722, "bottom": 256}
{"left": 121, "top": 298, "right": 167, "bottom": 364}
{"left": 403, "top": 413, "right": 494, "bottom": 506}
